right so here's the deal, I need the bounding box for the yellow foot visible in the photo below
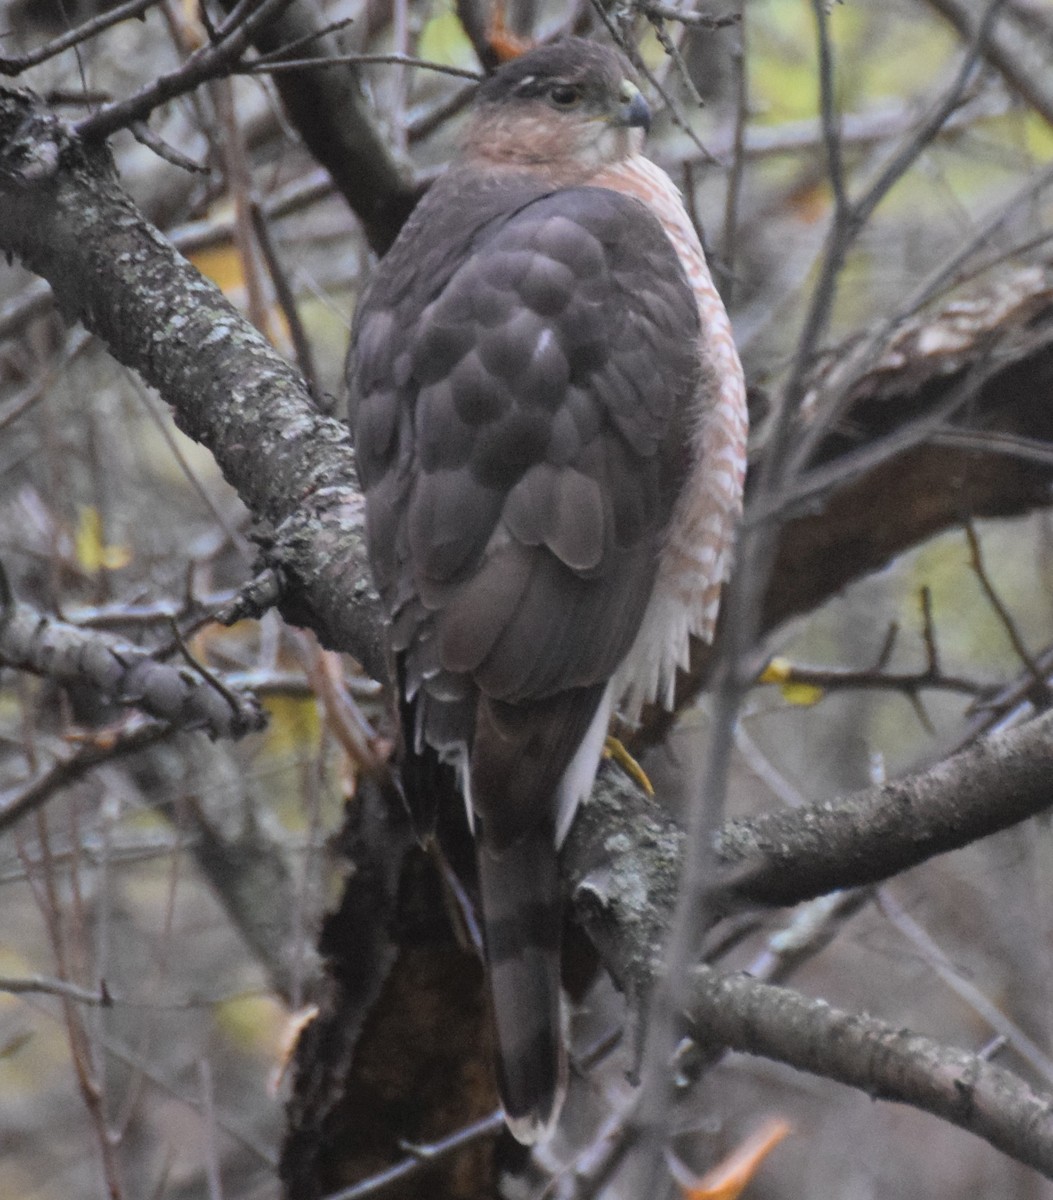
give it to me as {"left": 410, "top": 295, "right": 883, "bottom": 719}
{"left": 603, "top": 735, "right": 654, "bottom": 797}
{"left": 671, "top": 1117, "right": 791, "bottom": 1199}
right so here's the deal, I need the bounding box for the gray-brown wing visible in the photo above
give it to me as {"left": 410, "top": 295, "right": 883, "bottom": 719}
{"left": 352, "top": 174, "right": 700, "bottom": 716}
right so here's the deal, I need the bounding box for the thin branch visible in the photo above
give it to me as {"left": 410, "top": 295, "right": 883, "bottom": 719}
{"left": 812, "top": 0, "right": 847, "bottom": 215}
{"left": 319, "top": 1112, "right": 505, "bottom": 1200}
{"left": 720, "top": 7, "right": 748, "bottom": 306}
{"left": 129, "top": 119, "right": 207, "bottom": 172}
{"left": 933, "top": 428, "right": 1053, "bottom": 467}
{"left": 0, "top": 0, "right": 164, "bottom": 75}
{"left": 964, "top": 519, "right": 1051, "bottom": 696}
{"left": 0, "top": 974, "right": 113, "bottom": 1006}
{"left": 212, "top": 75, "right": 269, "bottom": 334}
{"left": 952, "top": 641, "right": 1053, "bottom": 749}
{"left": 248, "top": 198, "right": 323, "bottom": 404}
{"left": 634, "top": 4, "right": 740, "bottom": 29}
{"left": 926, "top": 0, "right": 1053, "bottom": 129}
{"left": 74, "top": 0, "right": 300, "bottom": 140}
{"left": 240, "top": 51, "right": 482, "bottom": 81}
{"left": 0, "top": 721, "right": 173, "bottom": 834}
{"left": 760, "top": 658, "right": 989, "bottom": 701}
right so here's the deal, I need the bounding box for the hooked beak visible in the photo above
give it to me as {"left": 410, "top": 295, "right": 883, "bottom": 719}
{"left": 613, "top": 81, "right": 651, "bottom": 133}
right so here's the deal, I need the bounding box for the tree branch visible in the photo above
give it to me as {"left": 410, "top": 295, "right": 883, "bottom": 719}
{"left": 684, "top": 966, "right": 1053, "bottom": 1179}
{"left": 217, "top": 0, "right": 419, "bottom": 253}
{"left": 0, "top": 86, "right": 386, "bottom": 686}
{"left": 565, "top": 707, "right": 1053, "bottom": 1000}
{"left": 0, "top": 589, "right": 264, "bottom": 739}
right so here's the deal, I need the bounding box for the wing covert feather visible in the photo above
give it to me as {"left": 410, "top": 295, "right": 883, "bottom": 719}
{"left": 352, "top": 169, "right": 699, "bottom": 705}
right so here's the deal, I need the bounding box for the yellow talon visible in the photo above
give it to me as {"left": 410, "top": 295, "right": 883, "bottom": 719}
{"left": 603, "top": 735, "right": 654, "bottom": 796}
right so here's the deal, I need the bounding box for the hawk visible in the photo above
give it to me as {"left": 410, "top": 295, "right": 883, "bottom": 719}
{"left": 350, "top": 38, "right": 747, "bottom": 1143}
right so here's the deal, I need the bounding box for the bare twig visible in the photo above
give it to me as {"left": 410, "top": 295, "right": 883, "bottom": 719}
{"left": 318, "top": 1111, "right": 505, "bottom": 1200}
{"left": 74, "top": 0, "right": 301, "bottom": 140}
{"left": 0, "top": 973, "right": 113, "bottom": 1006}
{"left": 0, "top": 0, "right": 163, "bottom": 75}
{"left": 965, "top": 519, "right": 1051, "bottom": 696}
{"left": 239, "top": 51, "right": 482, "bottom": 81}
{"left": 23, "top": 814, "right": 126, "bottom": 1198}
{"left": 129, "top": 120, "right": 207, "bottom": 172}
{"left": 0, "top": 722, "right": 173, "bottom": 834}
{"left": 248, "top": 198, "right": 323, "bottom": 404}
{"left": 926, "top": 0, "right": 1053, "bottom": 129}
{"left": 634, "top": 4, "right": 741, "bottom": 29}
{"left": 212, "top": 77, "right": 269, "bottom": 335}
{"left": 952, "top": 641, "right": 1053, "bottom": 749}
{"left": 760, "top": 657, "right": 989, "bottom": 702}
{"left": 813, "top": 0, "right": 847, "bottom": 216}
{"left": 720, "top": 7, "right": 748, "bottom": 306}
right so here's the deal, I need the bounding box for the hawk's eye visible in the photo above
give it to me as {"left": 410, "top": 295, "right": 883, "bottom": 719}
{"left": 548, "top": 84, "right": 583, "bottom": 109}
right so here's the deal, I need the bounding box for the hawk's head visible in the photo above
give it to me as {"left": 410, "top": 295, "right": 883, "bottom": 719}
{"left": 462, "top": 39, "right": 651, "bottom": 177}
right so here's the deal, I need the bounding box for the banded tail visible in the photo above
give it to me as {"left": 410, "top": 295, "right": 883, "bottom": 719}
{"left": 477, "top": 829, "right": 566, "bottom": 1143}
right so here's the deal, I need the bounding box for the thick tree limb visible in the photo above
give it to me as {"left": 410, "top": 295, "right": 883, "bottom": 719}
{"left": 685, "top": 966, "right": 1053, "bottom": 1179}
{"left": 566, "top": 710, "right": 1053, "bottom": 1178}
{"left": 0, "top": 87, "right": 386, "bottom": 686}
{"left": 565, "top": 707, "right": 1053, "bottom": 999}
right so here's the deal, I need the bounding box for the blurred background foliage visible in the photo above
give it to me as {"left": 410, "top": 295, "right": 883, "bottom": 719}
{"left": 0, "top": 0, "right": 1052, "bottom": 1197}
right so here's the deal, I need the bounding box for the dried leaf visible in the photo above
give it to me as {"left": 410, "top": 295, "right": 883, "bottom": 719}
{"left": 675, "top": 1118, "right": 792, "bottom": 1200}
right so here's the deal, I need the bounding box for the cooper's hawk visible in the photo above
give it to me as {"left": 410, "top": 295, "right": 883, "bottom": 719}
{"left": 350, "top": 38, "right": 747, "bottom": 1142}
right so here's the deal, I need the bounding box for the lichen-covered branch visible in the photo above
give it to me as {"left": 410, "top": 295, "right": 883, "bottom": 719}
{"left": 0, "top": 86, "right": 386, "bottom": 684}
{"left": 566, "top": 707, "right": 1053, "bottom": 997}
{"left": 0, "top": 590, "right": 264, "bottom": 739}
{"left": 685, "top": 965, "right": 1053, "bottom": 1179}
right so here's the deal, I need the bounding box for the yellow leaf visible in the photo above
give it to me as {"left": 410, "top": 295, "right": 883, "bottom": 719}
{"left": 419, "top": 5, "right": 475, "bottom": 67}
{"left": 75, "top": 507, "right": 131, "bottom": 572}
{"left": 759, "top": 658, "right": 824, "bottom": 706}
{"left": 779, "top": 680, "right": 825, "bottom": 706}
